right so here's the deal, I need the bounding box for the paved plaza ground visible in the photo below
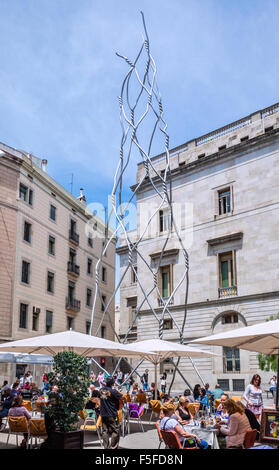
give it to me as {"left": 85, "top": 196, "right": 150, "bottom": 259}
{"left": 0, "top": 396, "right": 275, "bottom": 450}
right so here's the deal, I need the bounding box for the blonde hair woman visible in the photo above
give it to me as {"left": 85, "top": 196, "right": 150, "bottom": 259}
{"left": 175, "top": 397, "right": 192, "bottom": 425}
{"left": 160, "top": 402, "right": 208, "bottom": 449}
{"left": 215, "top": 399, "right": 251, "bottom": 448}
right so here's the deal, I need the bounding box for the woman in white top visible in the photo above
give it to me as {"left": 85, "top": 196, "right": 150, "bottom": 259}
{"left": 242, "top": 374, "right": 263, "bottom": 421}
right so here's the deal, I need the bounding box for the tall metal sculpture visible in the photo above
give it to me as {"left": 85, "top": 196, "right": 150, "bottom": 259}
{"left": 90, "top": 12, "right": 203, "bottom": 392}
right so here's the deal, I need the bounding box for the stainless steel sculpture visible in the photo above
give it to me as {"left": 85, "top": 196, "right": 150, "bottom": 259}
{"left": 90, "top": 12, "right": 203, "bottom": 392}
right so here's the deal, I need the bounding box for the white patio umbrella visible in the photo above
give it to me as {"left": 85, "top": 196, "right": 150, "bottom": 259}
{"left": 129, "top": 338, "right": 219, "bottom": 397}
{"left": 189, "top": 318, "right": 279, "bottom": 408}
{"left": 0, "top": 330, "right": 158, "bottom": 361}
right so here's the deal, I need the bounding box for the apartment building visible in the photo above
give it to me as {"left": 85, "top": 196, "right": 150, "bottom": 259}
{"left": 117, "top": 102, "right": 279, "bottom": 393}
{"left": 0, "top": 142, "right": 116, "bottom": 383}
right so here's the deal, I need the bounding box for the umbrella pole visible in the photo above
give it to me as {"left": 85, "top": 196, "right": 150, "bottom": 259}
{"left": 276, "top": 350, "right": 279, "bottom": 411}
{"left": 155, "top": 362, "right": 158, "bottom": 399}
{"left": 90, "top": 357, "right": 110, "bottom": 376}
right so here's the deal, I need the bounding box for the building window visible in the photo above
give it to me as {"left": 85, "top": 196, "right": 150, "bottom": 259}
{"left": 218, "top": 188, "right": 231, "bottom": 215}
{"left": 232, "top": 379, "right": 245, "bottom": 392}
{"left": 221, "top": 313, "right": 238, "bottom": 324}
{"left": 87, "top": 258, "right": 92, "bottom": 275}
{"left": 21, "top": 260, "right": 30, "bottom": 284}
{"left": 88, "top": 235, "right": 93, "bottom": 247}
{"left": 23, "top": 222, "right": 32, "bottom": 243}
{"left": 163, "top": 318, "right": 173, "bottom": 330}
{"left": 102, "top": 266, "right": 107, "bottom": 283}
{"left": 50, "top": 205, "right": 56, "bottom": 221}
{"left": 48, "top": 236, "right": 55, "bottom": 255}
{"left": 223, "top": 347, "right": 240, "bottom": 373}
{"left": 101, "top": 295, "right": 106, "bottom": 312}
{"left": 19, "top": 183, "right": 28, "bottom": 201}
{"left": 86, "top": 321, "right": 91, "bottom": 335}
{"left": 131, "top": 266, "right": 137, "bottom": 284}
{"left": 86, "top": 288, "right": 92, "bottom": 307}
{"left": 159, "top": 208, "right": 171, "bottom": 233}
{"left": 160, "top": 265, "right": 172, "bottom": 298}
{"left": 19, "top": 303, "right": 28, "bottom": 329}
{"left": 67, "top": 316, "right": 74, "bottom": 330}
{"left": 46, "top": 310, "right": 53, "bottom": 333}
{"left": 28, "top": 189, "right": 33, "bottom": 206}
{"left": 219, "top": 252, "right": 236, "bottom": 289}
{"left": 217, "top": 379, "right": 230, "bottom": 391}
{"left": 47, "top": 271, "right": 55, "bottom": 293}
{"left": 101, "top": 326, "right": 106, "bottom": 339}
{"left": 32, "top": 311, "right": 39, "bottom": 331}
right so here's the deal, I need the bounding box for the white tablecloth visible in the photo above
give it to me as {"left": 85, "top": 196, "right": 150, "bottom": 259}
{"left": 183, "top": 424, "right": 220, "bottom": 449}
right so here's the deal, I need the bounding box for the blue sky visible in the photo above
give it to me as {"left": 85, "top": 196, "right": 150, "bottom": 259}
{"left": 0, "top": 0, "right": 278, "bottom": 213}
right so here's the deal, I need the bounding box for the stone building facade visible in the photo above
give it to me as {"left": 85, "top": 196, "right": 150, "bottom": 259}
{"left": 0, "top": 142, "right": 116, "bottom": 385}
{"left": 117, "top": 102, "right": 279, "bottom": 393}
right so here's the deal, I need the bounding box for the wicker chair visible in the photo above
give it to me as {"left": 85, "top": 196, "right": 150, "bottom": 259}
{"left": 29, "top": 418, "right": 47, "bottom": 448}
{"left": 149, "top": 400, "right": 161, "bottom": 422}
{"left": 6, "top": 416, "right": 29, "bottom": 447}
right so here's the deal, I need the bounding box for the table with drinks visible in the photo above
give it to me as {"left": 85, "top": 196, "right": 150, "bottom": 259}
{"left": 183, "top": 413, "right": 226, "bottom": 449}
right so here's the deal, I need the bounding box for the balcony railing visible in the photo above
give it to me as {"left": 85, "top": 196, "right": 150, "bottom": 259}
{"left": 218, "top": 286, "right": 238, "bottom": 298}
{"left": 67, "top": 261, "right": 80, "bottom": 276}
{"left": 69, "top": 230, "right": 79, "bottom": 245}
{"left": 65, "top": 297, "right": 81, "bottom": 312}
{"left": 157, "top": 296, "right": 174, "bottom": 307}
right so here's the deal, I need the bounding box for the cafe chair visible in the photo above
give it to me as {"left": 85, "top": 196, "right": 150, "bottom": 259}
{"left": 231, "top": 396, "right": 242, "bottom": 402}
{"left": 149, "top": 400, "right": 161, "bottom": 423}
{"left": 22, "top": 400, "right": 34, "bottom": 416}
{"left": 155, "top": 420, "right": 164, "bottom": 449}
{"left": 29, "top": 418, "right": 47, "bottom": 448}
{"left": 122, "top": 394, "right": 131, "bottom": 403}
{"left": 243, "top": 429, "right": 258, "bottom": 449}
{"left": 136, "top": 393, "right": 147, "bottom": 405}
{"left": 128, "top": 403, "right": 145, "bottom": 432}
{"left": 188, "top": 402, "right": 200, "bottom": 417}
{"left": 80, "top": 413, "right": 103, "bottom": 447}
{"left": 214, "top": 399, "right": 221, "bottom": 410}
{"left": 6, "top": 416, "right": 29, "bottom": 447}
{"left": 160, "top": 429, "right": 198, "bottom": 449}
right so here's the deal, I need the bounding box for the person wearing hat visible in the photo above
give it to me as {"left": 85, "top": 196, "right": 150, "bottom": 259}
{"left": 159, "top": 402, "right": 209, "bottom": 449}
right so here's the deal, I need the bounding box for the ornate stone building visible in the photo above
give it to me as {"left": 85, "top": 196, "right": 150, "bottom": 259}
{"left": 117, "top": 102, "right": 279, "bottom": 393}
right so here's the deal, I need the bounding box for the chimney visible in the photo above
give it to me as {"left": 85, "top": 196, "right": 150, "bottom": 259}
{"left": 42, "top": 159, "right": 48, "bottom": 172}
{"left": 77, "top": 188, "right": 86, "bottom": 204}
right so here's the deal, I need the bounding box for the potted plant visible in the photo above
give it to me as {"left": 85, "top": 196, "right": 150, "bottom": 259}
{"left": 46, "top": 351, "right": 90, "bottom": 449}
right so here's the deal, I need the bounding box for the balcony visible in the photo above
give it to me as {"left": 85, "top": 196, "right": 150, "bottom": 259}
{"left": 119, "top": 326, "right": 137, "bottom": 343}
{"left": 218, "top": 286, "right": 238, "bottom": 299}
{"left": 65, "top": 297, "right": 81, "bottom": 312}
{"left": 69, "top": 230, "right": 79, "bottom": 245}
{"left": 157, "top": 296, "right": 174, "bottom": 307}
{"left": 67, "top": 261, "right": 80, "bottom": 276}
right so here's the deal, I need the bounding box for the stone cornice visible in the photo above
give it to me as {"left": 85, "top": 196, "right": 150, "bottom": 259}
{"left": 206, "top": 232, "right": 243, "bottom": 246}
{"left": 149, "top": 248, "right": 179, "bottom": 259}
{"left": 138, "top": 290, "right": 279, "bottom": 315}
{"left": 131, "top": 128, "right": 279, "bottom": 193}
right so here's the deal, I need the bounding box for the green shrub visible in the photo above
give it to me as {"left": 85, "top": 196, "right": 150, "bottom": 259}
{"left": 47, "top": 351, "right": 90, "bottom": 432}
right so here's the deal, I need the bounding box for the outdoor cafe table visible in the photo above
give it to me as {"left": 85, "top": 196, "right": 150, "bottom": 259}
{"left": 183, "top": 422, "right": 220, "bottom": 449}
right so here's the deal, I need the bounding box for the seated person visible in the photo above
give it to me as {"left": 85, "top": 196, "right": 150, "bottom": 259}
{"left": 236, "top": 401, "right": 260, "bottom": 440}
{"left": 150, "top": 382, "right": 160, "bottom": 400}
{"left": 8, "top": 395, "right": 31, "bottom": 448}
{"left": 196, "top": 388, "right": 210, "bottom": 410}
{"left": 85, "top": 385, "right": 101, "bottom": 417}
{"left": 0, "top": 388, "right": 13, "bottom": 430}
{"left": 160, "top": 402, "right": 208, "bottom": 449}
{"left": 215, "top": 399, "right": 251, "bottom": 449}
{"left": 30, "top": 383, "right": 41, "bottom": 400}
{"left": 175, "top": 397, "right": 192, "bottom": 425}
{"left": 216, "top": 393, "right": 229, "bottom": 420}
{"left": 183, "top": 389, "right": 195, "bottom": 403}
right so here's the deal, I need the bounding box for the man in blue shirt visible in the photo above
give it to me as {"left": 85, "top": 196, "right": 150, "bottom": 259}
{"left": 212, "top": 384, "right": 224, "bottom": 401}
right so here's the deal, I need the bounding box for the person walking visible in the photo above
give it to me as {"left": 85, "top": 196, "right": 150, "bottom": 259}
{"left": 141, "top": 369, "right": 149, "bottom": 392}
{"left": 100, "top": 377, "right": 122, "bottom": 449}
{"left": 242, "top": 374, "right": 263, "bottom": 421}
{"left": 269, "top": 376, "right": 277, "bottom": 397}
{"left": 160, "top": 372, "right": 167, "bottom": 394}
